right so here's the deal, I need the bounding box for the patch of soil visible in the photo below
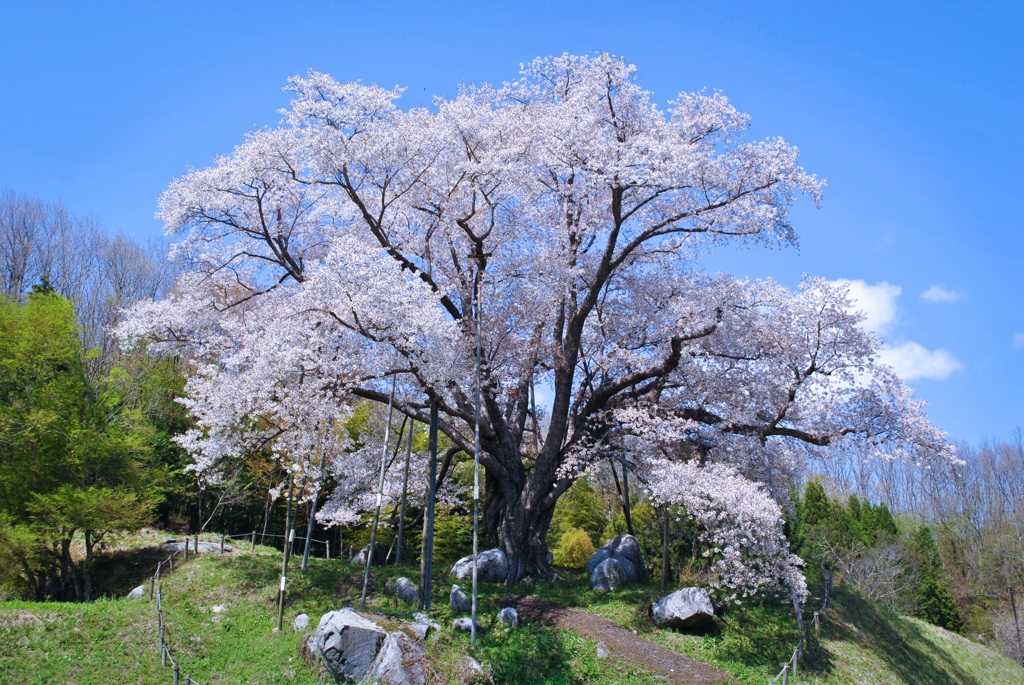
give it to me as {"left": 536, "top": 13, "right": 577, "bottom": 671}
{"left": 505, "top": 596, "right": 732, "bottom": 685}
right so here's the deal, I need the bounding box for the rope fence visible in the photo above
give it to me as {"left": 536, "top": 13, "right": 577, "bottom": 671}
{"left": 768, "top": 566, "right": 834, "bottom": 685}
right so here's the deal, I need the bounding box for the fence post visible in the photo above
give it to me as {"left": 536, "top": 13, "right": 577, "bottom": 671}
{"left": 220, "top": 534, "right": 225, "bottom": 555}
{"left": 160, "top": 627, "right": 167, "bottom": 665}
{"left": 173, "top": 662, "right": 179, "bottom": 685}
{"left": 326, "top": 540, "right": 330, "bottom": 560}
{"left": 781, "top": 664, "right": 789, "bottom": 685}
{"left": 194, "top": 534, "right": 199, "bottom": 556}
{"left": 184, "top": 537, "right": 189, "bottom": 561}
{"left": 149, "top": 575, "right": 155, "bottom": 600}
{"left": 251, "top": 531, "right": 256, "bottom": 551}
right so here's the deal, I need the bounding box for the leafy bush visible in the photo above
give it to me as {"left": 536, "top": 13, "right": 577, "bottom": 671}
{"left": 554, "top": 527, "right": 595, "bottom": 568}
{"left": 548, "top": 477, "right": 607, "bottom": 548}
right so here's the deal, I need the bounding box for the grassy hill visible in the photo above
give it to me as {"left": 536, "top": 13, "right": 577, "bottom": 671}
{"left": 1, "top": 534, "right": 1022, "bottom": 684}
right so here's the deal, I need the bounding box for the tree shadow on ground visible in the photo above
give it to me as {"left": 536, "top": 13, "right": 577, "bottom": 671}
{"left": 91, "top": 545, "right": 170, "bottom": 597}
{"left": 823, "top": 585, "right": 980, "bottom": 685}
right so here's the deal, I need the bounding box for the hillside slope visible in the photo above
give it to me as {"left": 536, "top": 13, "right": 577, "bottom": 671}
{"left": 1, "top": 538, "right": 1022, "bottom": 684}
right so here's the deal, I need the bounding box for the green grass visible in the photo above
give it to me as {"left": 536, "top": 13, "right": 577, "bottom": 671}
{"left": 2, "top": 535, "right": 1022, "bottom": 684}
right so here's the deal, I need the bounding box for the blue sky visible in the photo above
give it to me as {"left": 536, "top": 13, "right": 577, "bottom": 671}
{"left": 2, "top": 1, "right": 1021, "bottom": 444}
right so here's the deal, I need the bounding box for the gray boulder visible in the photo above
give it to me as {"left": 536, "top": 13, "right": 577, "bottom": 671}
{"left": 409, "top": 612, "right": 442, "bottom": 641}
{"left": 351, "top": 542, "right": 388, "bottom": 566}
{"left": 127, "top": 584, "right": 146, "bottom": 600}
{"left": 310, "top": 609, "right": 387, "bottom": 683}
{"left": 651, "top": 587, "right": 715, "bottom": 630}
{"left": 450, "top": 584, "right": 471, "bottom": 612}
{"left": 451, "top": 617, "right": 483, "bottom": 632}
{"left": 395, "top": 576, "right": 420, "bottom": 604}
{"left": 453, "top": 655, "right": 493, "bottom": 684}
{"left": 451, "top": 548, "right": 509, "bottom": 583}
{"left": 496, "top": 607, "right": 519, "bottom": 628}
{"left": 610, "top": 534, "right": 648, "bottom": 581}
{"left": 586, "top": 534, "right": 648, "bottom": 590}
{"left": 293, "top": 613, "right": 310, "bottom": 631}
{"left": 584, "top": 547, "right": 614, "bottom": 576}
{"left": 364, "top": 630, "right": 427, "bottom": 685}
{"left": 452, "top": 655, "right": 493, "bottom": 684}
{"left": 590, "top": 557, "right": 626, "bottom": 592}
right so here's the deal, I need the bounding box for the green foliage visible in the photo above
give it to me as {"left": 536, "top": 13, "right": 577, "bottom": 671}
{"left": 905, "top": 525, "right": 964, "bottom": 633}
{"left": 553, "top": 527, "right": 595, "bottom": 568}
{"left": 793, "top": 480, "right": 900, "bottom": 570}
{"left": 907, "top": 525, "right": 943, "bottom": 580}
{"left": 914, "top": 576, "right": 965, "bottom": 634}
{"left": 548, "top": 476, "right": 607, "bottom": 548}
{"left": 0, "top": 293, "right": 164, "bottom": 600}
{"left": 431, "top": 505, "right": 474, "bottom": 564}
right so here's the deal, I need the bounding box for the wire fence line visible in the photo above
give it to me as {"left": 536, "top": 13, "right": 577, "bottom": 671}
{"left": 144, "top": 530, "right": 333, "bottom": 684}
{"left": 149, "top": 539, "right": 217, "bottom": 685}
{"left": 768, "top": 566, "right": 834, "bottom": 685}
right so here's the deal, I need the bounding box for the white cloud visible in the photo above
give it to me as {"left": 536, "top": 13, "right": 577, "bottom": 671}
{"left": 832, "top": 279, "right": 901, "bottom": 334}
{"left": 879, "top": 342, "right": 964, "bottom": 381}
{"left": 921, "top": 285, "right": 962, "bottom": 303}
{"left": 832, "top": 278, "right": 963, "bottom": 382}
{"left": 1013, "top": 332, "right": 1024, "bottom": 349}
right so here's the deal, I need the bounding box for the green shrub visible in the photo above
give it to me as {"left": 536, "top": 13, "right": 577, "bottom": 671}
{"left": 548, "top": 477, "right": 607, "bottom": 548}
{"left": 554, "top": 527, "right": 595, "bottom": 568}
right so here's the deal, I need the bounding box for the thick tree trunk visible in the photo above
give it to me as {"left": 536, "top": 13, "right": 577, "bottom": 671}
{"left": 485, "top": 470, "right": 558, "bottom": 583}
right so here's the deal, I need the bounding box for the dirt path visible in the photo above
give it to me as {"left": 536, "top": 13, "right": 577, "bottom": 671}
{"left": 504, "top": 596, "right": 732, "bottom": 685}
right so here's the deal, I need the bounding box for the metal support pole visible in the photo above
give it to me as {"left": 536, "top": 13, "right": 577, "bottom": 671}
{"left": 419, "top": 401, "right": 438, "bottom": 611}
{"left": 361, "top": 375, "right": 397, "bottom": 610}
{"left": 275, "top": 471, "right": 294, "bottom": 625}
{"left": 471, "top": 277, "right": 483, "bottom": 650}
{"left": 396, "top": 418, "right": 414, "bottom": 564}
{"left": 1010, "top": 586, "right": 1023, "bottom": 658}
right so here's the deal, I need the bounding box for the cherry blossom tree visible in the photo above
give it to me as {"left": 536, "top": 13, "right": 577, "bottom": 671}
{"left": 121, "top": 53, "right": 950, "bottom": 586}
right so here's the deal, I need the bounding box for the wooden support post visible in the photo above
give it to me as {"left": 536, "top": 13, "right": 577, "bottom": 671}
{"left": 149, "top": 575, "right": 155, "bottom": 600}
{"left": 1010, "top": 586, "right": 1023, "bottom": 658}
{"left": 172, "top": 662, "right": 179, "bottom": 685}
{"left": 814, "top": 610, "right": 820, "bottom": 636}
{"left": 781, "top": 664, "right": 789, "bottom": 685}
{"left": 194, "top": 534, "right": 199, "bottom": 555}
{"left": 160, "top": 626, "right": 167, "bottom": 665}
{"left": 251, "top": 530, "right": 256, "bottom": 551}
{"left": 220, "top": 533, "right": 225, "bottom": 555}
